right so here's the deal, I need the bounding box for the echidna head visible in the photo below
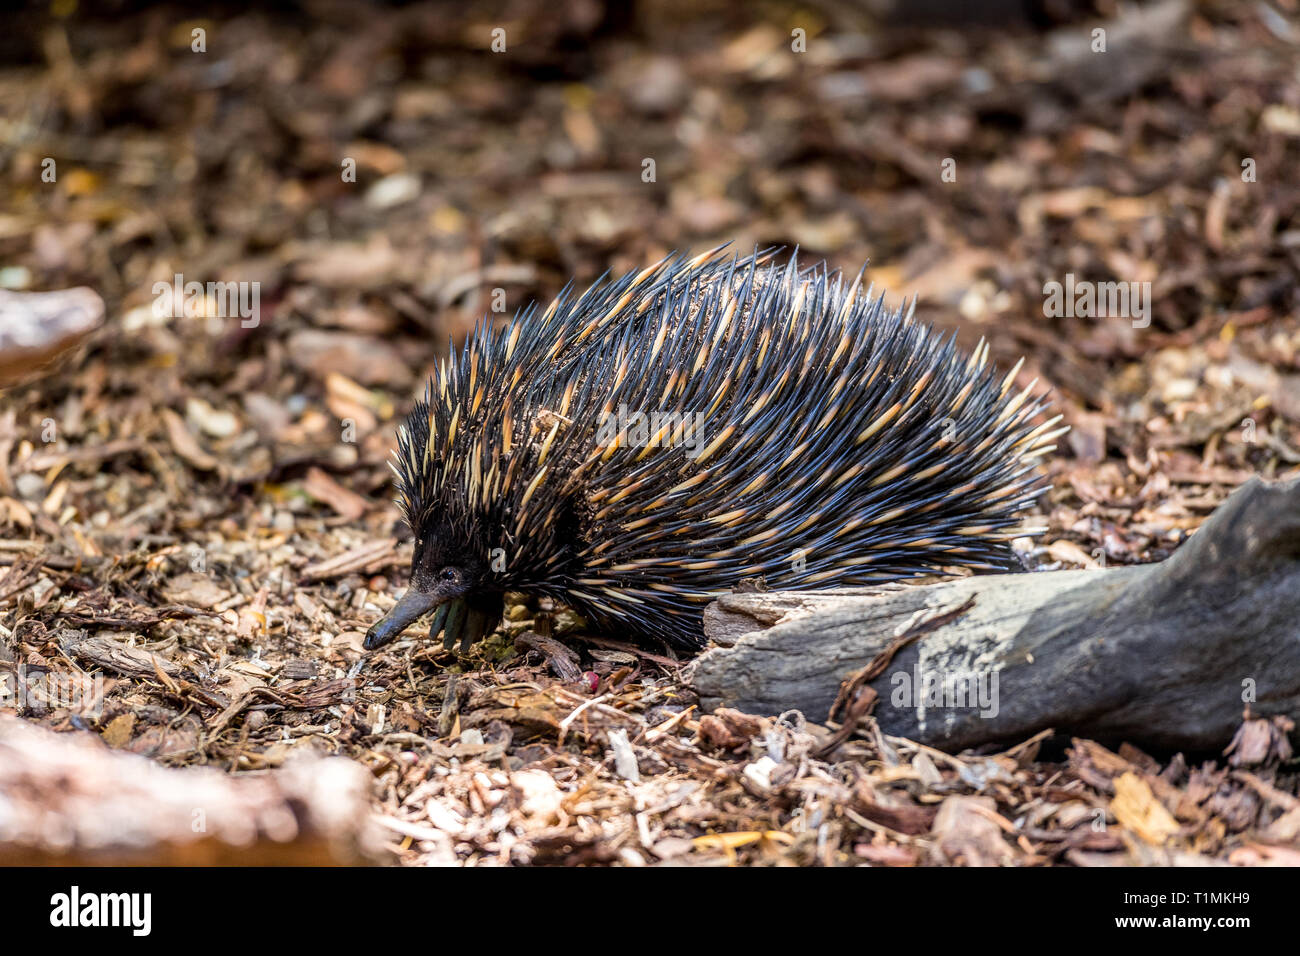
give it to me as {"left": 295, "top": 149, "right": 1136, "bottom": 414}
{"left": 362, "top": 516, "right": 503, "bottom": 652}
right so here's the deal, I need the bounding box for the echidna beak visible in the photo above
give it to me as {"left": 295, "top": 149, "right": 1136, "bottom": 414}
{"left": 363, "top": 587, "right": 443, "bottom": 650}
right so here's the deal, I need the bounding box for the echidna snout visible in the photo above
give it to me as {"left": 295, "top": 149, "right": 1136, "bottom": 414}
{"left": 365, "top": 248, "right": 1060, "bottom": 654}
{"left": 363, "top": 526, "right": 500, "bottom": 651}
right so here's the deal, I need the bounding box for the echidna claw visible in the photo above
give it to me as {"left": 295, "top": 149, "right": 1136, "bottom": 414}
{"left": 428, "top": 602, "right": 451, "bottom": 649}
{"left": 430, "top": 599, "right": 495, "bottom": 656}
{"left": 439, "top": 599, "right": 465, "bottom": 651}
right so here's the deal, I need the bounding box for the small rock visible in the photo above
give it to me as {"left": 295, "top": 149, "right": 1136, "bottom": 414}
{"left": 552, "top": 609, "right": 587, "bottom": 634}
{"left": 186, "top": 397, "right": 240, "bottom": 438}
{"left": 512, "top": 769, "right": 562, "bottom": 823}
{"left": 14, "top": 473, "right": 45, "bottom": 501}
{"left": 0, "top": 266, "right": 33, "bottom": 290}
{"left": 365, "top": 172, "right": 422, "bottom": 209}
{"left": 160, "top": 572, "right": 230, "bottom": 610}
{"left": 609, "top": 728, "right": 640, "bottom": 782}
{"left": 624, "top": 56, "right": 687, "bottom": 114}
{"left": 742, "top": 755, "right": 778, "bottom": 791}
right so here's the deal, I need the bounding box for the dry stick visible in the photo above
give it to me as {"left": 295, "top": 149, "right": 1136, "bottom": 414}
{"left": 437, "top": 673, "right": 460, "bottom": 737}
{"left": 552, "top": 686, "right": 644, "bottom": 728}
{"left": 997, "top": 728, "right": 1056, "bottom": 762}
{"left": 882, "top": 734, "right": 976, "bottom": 774}
{"left": 515, "top": 630, "right": 583, "bottom": 682}
{"left": 841, "top": 806, "right": 934, "bottom": 848}
{"left": 0, "top": 559, "right": 41, "bottom": 604}
{"left": 11, "top": 438, "right": 147, "bottom": 475}
{"left": 643, "top": 705, "right": 696, "bottom": 743}
{"left": 207, "top": 691, "right": 257, "bottom": 739}
{"left": 557, "top": 693, "right": 610, "bottom": 744}
{"left": 373, "top": 815, "right": 452, "bottom": 845}
{"left": 1230, "top": 770, "right": 1300, "bottom": 811}
{"left": 0, "top": 553, "right": 110, "bottom": 571}
{"left": 300, "top": 539, "right": 402, "bottom": 583}
{"left": 577, "top": 634, "right": 681, "bottom": 668}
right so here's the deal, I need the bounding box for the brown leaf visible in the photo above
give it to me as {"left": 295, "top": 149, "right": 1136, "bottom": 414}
{"left": 303, "top": 467, "right": 369, "bottom": 521}
{"left": 101, "top": 713, "right": 136, "bottom": 748}
{"left": 160, "top": 407, "right": 218, "bottom": 472}
{"left": 1224, "top": 715, "right": 1295, "bottom": 768}
{"left": 854, "top": 843, "right": 921, "bottom": 866}
{"left": 159, "top": 572, "right": 230, "bottom": 610}
{"left": 1111, "top": 772, "right": 1181, "bottom": 845}
{"left": 698, "top": 708, "right": 768, "bottom": 750}
{"left": 932, "top": 796, "right": 1017, "bottom": 865}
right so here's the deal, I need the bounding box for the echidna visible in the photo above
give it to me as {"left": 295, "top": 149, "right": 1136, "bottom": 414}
{"left": 364, "top": 248, "right": 1061, "bottom": 654}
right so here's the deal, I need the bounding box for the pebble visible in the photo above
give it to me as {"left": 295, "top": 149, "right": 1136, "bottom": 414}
{"left": 15, "top": 473, "right": 45, "bottom": 501}
{"left": 365, "top": 172, "right": 421, "bottom": 210}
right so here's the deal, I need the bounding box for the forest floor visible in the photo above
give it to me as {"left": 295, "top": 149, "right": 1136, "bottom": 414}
{"left": 1, "top": 0, "right": 1299, "bottom": 865}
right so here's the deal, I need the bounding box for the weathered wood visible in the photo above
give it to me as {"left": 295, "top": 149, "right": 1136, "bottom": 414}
{"left": 0, "top": 715, "right": 382, "bottom": 864}
{"left": 686, "top": 476, "right": 1300, "bottom": 753}
{"left": 0, "top": 287, "right": 104, "bottom": 388}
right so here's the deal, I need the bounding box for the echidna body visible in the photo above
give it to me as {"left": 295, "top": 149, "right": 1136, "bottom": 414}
{"left": 364, "top": 249, "right": 1061, "bottom": 654}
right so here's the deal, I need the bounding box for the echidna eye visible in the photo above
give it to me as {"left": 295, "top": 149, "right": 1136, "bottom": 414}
{"left": 438, "top": 567, "right": 458, "bottom": 583}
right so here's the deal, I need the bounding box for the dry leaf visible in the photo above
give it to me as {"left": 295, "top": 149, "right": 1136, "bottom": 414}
{"left": 1111, "top": 772, "right": 1181, "bottom": 845}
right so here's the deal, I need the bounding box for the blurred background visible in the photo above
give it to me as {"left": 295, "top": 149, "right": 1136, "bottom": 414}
{"left": 3, "top": 1, "right": 1297, "bottom": 531}
{"left": 0, "top": 0, "right": 1299, "bottom": 867}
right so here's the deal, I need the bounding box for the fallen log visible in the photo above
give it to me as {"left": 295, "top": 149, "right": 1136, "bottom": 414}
{"left": 0, "top": 715, "right": 382, "bottom": 864}
{"left": 686, "top": 475, "right": 1300, "bottom": 753}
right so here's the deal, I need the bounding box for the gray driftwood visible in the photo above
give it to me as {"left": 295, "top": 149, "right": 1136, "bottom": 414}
{"left": 686, "top": 475, "right": 1300, "bottom": 753}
